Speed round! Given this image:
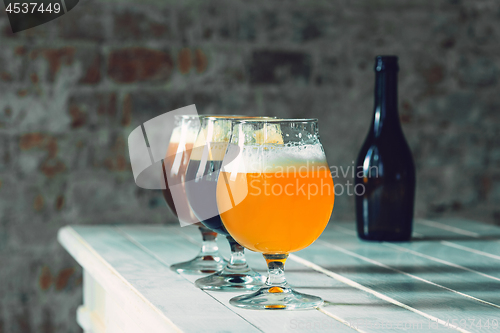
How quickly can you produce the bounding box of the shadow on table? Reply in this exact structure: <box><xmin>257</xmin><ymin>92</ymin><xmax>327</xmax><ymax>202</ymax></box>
<box><xmin>411</xmin><ymin>235</ymin><xmax>500</xmax><ymax>242</ymax></box>
<box><xmin>366</xmin><ymin>280</ymin><xmax>500</xmax><ymax>293</ymax></box>
<box><xmin>291</xmin><ymin>286</ymin><xmax>349</xmax><ymax>290</ymax></box>
<box><xmin>309</xmin><ymin>265</ymin><xmax>500</xmax><ymax>274</ymax></box>
<box><xmin>321</xmin><ymin>297</ymin><xmax>500</xmax><ymax>309</ymax></box>
<box><xmin>291</xmin><ymin>279</ymin><xmax>500</xmax><ymax>292</ymax></box>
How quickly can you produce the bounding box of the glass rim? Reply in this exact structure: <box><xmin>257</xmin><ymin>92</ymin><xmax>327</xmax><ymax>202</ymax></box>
<box><xmin>233</xmin><ymin>118</ymin><xmax>318</xmax><ymax>124</ymax></box>
<box><xmin>173</xmin><ymin>114</ymin><xmax>218</xmax><ymax>120</ymax></box>
<box><xmin>202</xmin><ymin>115</ymin><xmax>277</xmax><ymax>120</ymax></box>
<box><xmin>174</xmin><ymin>115</ymin><xmax>277</xmax><ymax>120</ymax></box>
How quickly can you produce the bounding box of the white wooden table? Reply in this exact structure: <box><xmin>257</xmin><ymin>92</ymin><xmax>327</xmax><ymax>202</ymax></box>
<box><xmin>58</xmin><ymin>218</ymin><xmax>500</xmax><ymax>333</ymax></box>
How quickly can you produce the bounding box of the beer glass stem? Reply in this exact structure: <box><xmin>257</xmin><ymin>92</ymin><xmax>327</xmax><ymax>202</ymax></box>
<box><xmin>199</xmin><ymin>226</ymin><xmax>219</xmax><ymax>255</ymax></box>
<box><xmin>226</xmin><ymin>236</ymin><xmax>249</xmax><ymax>270</ymax></box>
<box><xmin>170</xmin><ymin>226</ymin><xmax>225</xmax><ymax>274</ymax></box>
<box><xmin>229</xmin><ymin>253</ymin><xmax>322</xmax><ymax>309</ymax></box>
<box><xmin>263</xmin><ymin>253</ymin><xmax>289</xmax><ymax>287</ymax></box>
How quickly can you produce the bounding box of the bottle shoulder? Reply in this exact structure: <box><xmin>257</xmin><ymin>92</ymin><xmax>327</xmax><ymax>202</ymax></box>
<box><xmin>356</xmin><ymin>133</ymin><xmax>415</xmax><ymax>178</ymax></box>
<box><xmin>359</xmin><ymin>126</ymin><xmax>412</xmax><ymax>154</ymax></box>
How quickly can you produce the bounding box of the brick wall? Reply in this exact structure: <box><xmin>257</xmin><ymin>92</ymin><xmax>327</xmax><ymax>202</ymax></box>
<box><xmin>1</xmin><ymin>0</ymin><xmax>499</xmax><ymax>331</ymax></box>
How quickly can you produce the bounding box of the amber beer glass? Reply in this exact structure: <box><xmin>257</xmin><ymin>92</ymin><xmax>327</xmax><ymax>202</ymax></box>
<box><xmin>163</xmin><ymin>115</ymin><xmax>225</xmax><ymax>274</ymax></box>
<box><xmin>216</xmin><ymin>119</ymin><xmax>334</xmax><ymax>309</ymax></box>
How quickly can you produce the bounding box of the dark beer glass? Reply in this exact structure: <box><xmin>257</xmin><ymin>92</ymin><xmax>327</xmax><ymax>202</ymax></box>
<box><xmin>185</xmin><ymin>116</ymin><xmax>267</xmax><ymax>291</ymax></box>
<box><xmin>164</xmin><ymin>115</ymin><xmax>225</xmax><ymax>274</ymax></box>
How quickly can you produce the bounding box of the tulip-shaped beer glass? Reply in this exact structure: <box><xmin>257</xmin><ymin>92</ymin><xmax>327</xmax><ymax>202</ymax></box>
<box><xmin>185</xmin><ymin>116</ymin><xmax>266</xmax><ymax>291</ymax></box>
<box><xmin>216</xmin><ymin>119</ymin><xmax>335</xmax><ymax>309</ymax></box>
<box><xmin>163</xmin><ymin>115</ymin><xmax>225</xmax><ymax>274</ymax></box>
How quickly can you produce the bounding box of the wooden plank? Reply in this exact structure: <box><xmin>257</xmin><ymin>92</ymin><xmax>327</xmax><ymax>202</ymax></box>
<box><xmin>417</xmin><ymin>219</ymin><xmax>482</xmax><ymax>238</ymax></box>
<box><xmin>411</xmin><ymin>219</ymin><xmax>500</xmax><ymax>259</ymax></box>
<box><xmin>382</xmin><ymin>242</ymin><xmax>500</xmax><ymax>281</ymax></box>
<box><xmin>321</xmin><ymin>227</ymin><xmax>500</xmax><ymax>307</ymax></box>
<box><xmin>151</xmin><ymin>225</ymin><xmax>456</xmax><ymax>333</ymax></box>
<box><xmin>413</xmin><ymin>218</ymin><xmax>500</xmax><ymax>240</ymax></box>
<box><xmin>326</xmin><ymin>219</ymin><xmax>500</xmax><ymax>239</ymax></box>
<box><xmin>59</xmin><ymin>226</ymin><xmax>180</xmax><ymax>333</ymax></box>
<box><xmin>333</xmin><ymin>220</ymin><xmax>500</xmax><ymax>278</ymax></box>
<box><xmin>289</xmin><ymin>227</ymin><xmax>500</xmax><ymax>333</ymax></box>
<box><xmin>59</xmin><ymin>226</ymin><xmax>259</xmax><ymax>333</ymax></box>
<box><xmin>439</xmin><ymin>241</ymin><xmax>500</xmax><ymax>260</ymax></box>
<box><xmin>331</xmin><ymin>223</ymin><xmax>500</xmax><ymax>277</ymax></box>
<box><xmin>119</xmin><ymin>225</ymin><xmax>363</xmax><ymax>333</ymax></box>
<box><xmin>289</xmin><ymin>254</ymin><xmax>473</xmax><ymax>333</ymax></box>
<box><xmin>62</xmin><ymin>218</ymin><xmax>499</xmax><ymax>333</ymax></box>
<box><xmin>426</xmin><ymin>218</ymin><xmax>500</xmax><ymax>237</ymax></box>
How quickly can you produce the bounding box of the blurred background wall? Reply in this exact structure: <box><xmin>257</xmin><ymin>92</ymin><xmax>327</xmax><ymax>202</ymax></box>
<box><xmin>0</xmin><ymin>0</ymin><xmax>499</xmax><ymax>331</ymax></box>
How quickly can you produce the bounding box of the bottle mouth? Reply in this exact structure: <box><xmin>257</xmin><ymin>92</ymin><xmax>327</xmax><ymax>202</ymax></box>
<box><xmin>375</xmin><ymin>55</ymin><xmax>399</xmax><ymax>72</ymax></box>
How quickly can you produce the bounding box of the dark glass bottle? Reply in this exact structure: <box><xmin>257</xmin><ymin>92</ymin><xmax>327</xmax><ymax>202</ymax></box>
<box><xmin>355</xmin><ymin>56</ymin><xmax>416</xmax><ymax>241</ymax></box>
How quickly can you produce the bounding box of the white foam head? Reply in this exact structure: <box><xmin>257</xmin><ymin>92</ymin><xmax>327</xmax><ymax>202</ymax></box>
<box><xmin>222</xmin><ymin>143</ymin><xmax>328</xmax><ymax>174</ymax></box>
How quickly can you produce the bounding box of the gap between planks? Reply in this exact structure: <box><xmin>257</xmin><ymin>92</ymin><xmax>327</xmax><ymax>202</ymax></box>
<box><xmin>330</xmin><ymin>222</ymin><xmax>500</xmax><ymax>310</ymax></box>
<box><xmin>173</xmin><ymin>225</ymin><xmax>475</xmax><ymax>333</ymax></box>
<box><xmin>59</xmin><ymin>227</ymin><xmax>184</xmax><ymax>333</ymax></box>
<box><xmin>417</xmin><ymin>219</ymin><xmax>500</xmax><ymax>259</ymax></box>
<box><xmin>317</xmin><ymin>240</ymin><xmax>500</xmax><ymax>310</ymax></box>
<box><xmin>114</xmin><ymin>226</ymin><xmax>265</xmax><ymax>333</ymax></box>
<box><xmin>333</xmin><ymin>225</ymin><xmax>500</xmax><ymax>283</ymax></box>
<box><xmin>417</xmin><ymin>219</ymin><xmax>481</xmax><ymax>238</ymax></box>
<box><xmin>288</xmin><ymin>254</ymin><xmax>472</xmax><ymax>333</ymax></box>
<box><xmin>165</xmin><ymin>226</ymin><xmax>363</xmax><ymax>332</ymax></box>
<box><xmin>126</xmin><ymin>220</ymin><xmax>497</xmax><ymax>333</ymax></box>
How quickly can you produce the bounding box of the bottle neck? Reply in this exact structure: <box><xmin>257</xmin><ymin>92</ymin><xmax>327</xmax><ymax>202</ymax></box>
<box><xmin>372</xmin><ymin>70</ymin><xmax>400</xmax><ymax>137</ymax></box>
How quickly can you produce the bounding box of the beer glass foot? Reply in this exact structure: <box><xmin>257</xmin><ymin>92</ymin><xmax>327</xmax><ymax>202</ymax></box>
<box><xmin>194</xmin><ymin>267</ymin><xmax>265</xmax><ymax>291</ymax></box>
<box><xmin>171</xmin><ymin>226</ymin><xmax>226</xmax><ymax>274</ymax></box>
<box><xmin>170</xmin><ymin>254</ymin><xmax>226</xmax><ymax>275</ymax></box>
<box><xmin>229</xmin><ymin>286</ymin><xmax>323</xmax><ymax>310</ymax></box>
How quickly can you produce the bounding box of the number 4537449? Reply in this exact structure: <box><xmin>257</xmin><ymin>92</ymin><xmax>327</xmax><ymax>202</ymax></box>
<box><xmin>5</xmin><ymin>2</ymin><xmax>61</xmax><ymax>14</ymax></box>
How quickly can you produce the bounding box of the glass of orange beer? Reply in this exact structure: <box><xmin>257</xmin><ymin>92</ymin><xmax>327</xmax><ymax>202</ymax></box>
<box><xmin>216</xmin><ymin>119</ymin><xmax>335</xmax><ymax>309</ymax></box>
<box><xmin>164</xmin><ymin>115</ymin><xmax>225</xmax><ymax>274</ymax></box>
